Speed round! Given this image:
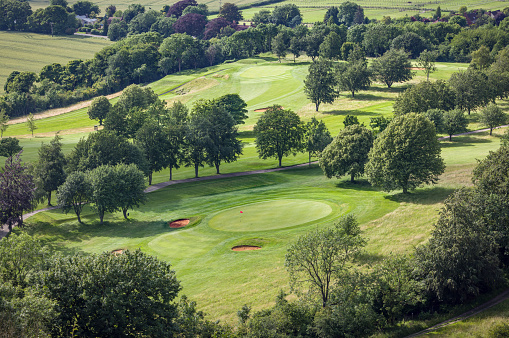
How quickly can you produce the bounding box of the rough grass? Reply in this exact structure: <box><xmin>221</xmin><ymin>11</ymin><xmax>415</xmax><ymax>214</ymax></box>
<box><xmin>24</xmin><ymin>130</ymin><xmax>503</xmax><ymax>322</ymax></box>
<box><xmin>0</xmin><ymin>31</ymin><xmax>111</xmax><ymax>94</ymax></box>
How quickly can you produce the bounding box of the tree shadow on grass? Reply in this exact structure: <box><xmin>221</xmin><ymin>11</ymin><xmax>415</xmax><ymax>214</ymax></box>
<box><xmin>368</xmin><ymin>85</ymin><xmax>409</xmax><ymax>94</ymax></box>
<box><xmin>341</xmin><ymin>93</ymin><xmax>394</xmax><ymax>101</ymax></box>
<box><xmin>322</xmin><ymin>109</ymin><xmax>382</xmax><ymax>117</ymax></box>
<box><xmin>384</xmin><ymin>186</ymin><xmax>457</xmax><ymax>205</ymax></box>
<box><xmin>335</xmin><ymin>178</ymin><xmax>379</xmax><ymax>192</ymax></box>
<box><xmin>440</xmin><ymin>135</ymin><xmax>491</xmax><ymax>148</ymax></box>
<box><xmin>356</xmin><ymin>252</ymin><xmax>385</xmax><ymax>265</ymax></box>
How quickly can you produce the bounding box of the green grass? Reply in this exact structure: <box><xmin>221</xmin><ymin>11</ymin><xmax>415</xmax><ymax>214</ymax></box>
<box><xmin>0</xmin><ymin>31</ymin><xmax>111</xmax><ymax>94</ymax></box>
<box><xmin>25</xmin><ymin>130</ymin><xmax>504</xmax><ymax>322</ymax></box>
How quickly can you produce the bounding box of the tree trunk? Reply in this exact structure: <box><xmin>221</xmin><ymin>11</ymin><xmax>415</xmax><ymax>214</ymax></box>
<box><xmin>148</xmin><ymin>172</ymin><xmax>152</xmax><ymax>185</ymax></box>
<box><xmin>350</xmin><ymin>173</ymin><xmax>355</xmax><ymax>183</ymax></box>
<box><xmin>352</xmin><ymin>90</ymin><xmax>355</xmax><ymax>98</ymax></box>
<box><xmin>403</xmin><ymin>186</ymin><xmax>408</xmax><ymax>194</ymax></box>
<box><xmin>215</xmin><ymin>162</ymin><xmax>220</xmax><ymax>174</ymax></box>
<box><xmin>47</xmin><ymin>191</ymin><xmax>52</xmax><ymax>206</ymax></box>
<box><xmin>449</xmin><ymin>134</ymin><xmax>452</xmax><ymax>141</ymax></box>
<box><xmin>77</xmin><ymin>213</ymin><xmax>82</xmax><ymax>223</ymax></box>
<box><xmin>195</xmin><ymin>163</ymin><xmax>199</xmax><ymax>178</ymax></box>
<box><xmin>278</xmin><ymin>155</ymin><xmax>282</xmax><ymax>167</ymax></box>
<box><xmin>178</xmin><ymin>60</ymin><xmax>182</xmax><ymax>73</ymax></box>
<box><xmin>315</xmin><ymin>102</ymin><xmax>319</xmax><ymax>112</ymax></box>
<box><xmin>490</xmin><ymin>128</ymin><xmax>493</xmax><ymax>135</ymax></box>
<box><xmin>309</xmin><ymin>152</ymin><xmax>311</xmax><ymax>166</ymax></box>
<box><xmin>427</xmin><ymin>72</ymin><xmax>430</xmax><ymax>81</ymax></box>
<box><xmin>123</xmin><ymin>208</ymin><xmax>128</xmax><ymax>219</ymax></box>
<box><xmin>169</xmin><ymin>165</ymin><xmax>173</xmax><ymax>181</ymax></box>
<box><xmin>99</xmin><ymin>211</ymin><xmax>104</xmax><ymax>224</ymax></box>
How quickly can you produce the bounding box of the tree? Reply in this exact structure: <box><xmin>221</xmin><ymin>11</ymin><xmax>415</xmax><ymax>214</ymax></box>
<box><xmin>271</xmin><ymin>4</ymin><xmax>302</xmax><ymax>27</ymax></box>
<box><xmin>72</xmin><ymin>0</ymin><xmax>100</xmax><ymax>16</ymax></box>
<box><xmin>285</xmin><ymin>214</ymin><xmax>365</xmax><ymax>308</ymax></box>
<box><xmin>449</xmin><ymin>69</ymin><xmax>491</xmax><ymax>114</ymax></box>
<box><xmin>33</xmin><ymin>135</ymin><xmax>66</xmax><ymax>206</ymax></box>
<box><xmin>87</xmin><ymin>96</ymin><xmax>111</xmax><ymax>126</ymax></box>
<box><xmin>338</xmin><ymin>1</ymin><xmax>364</xmax><ymax>26</ymax></box>
<box><xmin>26</xmin><ymin>113</ymin><xmax>37</xmax><ymax>137</ymax></box>
<box><xmin>365</xmin><ymin>113</ymin><xmax>445</xmax><ymax>193</ymax></box>
<box><xmin>442</xmin><ymin>109</ymin><xmax>468</xmax><ymax>141</ymax></box>
<box><xmin>107</xmin><ymin>20</ymin><xmax>128</xmax><ymax>41</ymax></box>
<box><xmin>336</xmin><ymin>59</ymin><xmax>371</xmax><ymax>97</ymax></box>
<box><xmin>4</xmin><ymin>71</ymin><xmax>37</xmax><ymax>93</ymax></box>
<box><xmin>342</xmin><ymin>115</ymin><xmax>359</xmax><ymax>127</ymax></box>
<box><xmin>219</xmin><ymin>3</ymin><xmax>243</xmax><ymax>23</ymax></box>
<box><xmin>434</xmin><ymin>6</ymin><xmax>442</xmax><ymax>19</ymax></box>
<box><xmin>183</xmin><ymin>111</ymin><xmax>208</xmax><ymax>178</ymax></box>
<box><xmin>0</xmin><ymin>110</ymin><xmax>8</xmax><ymax>138</ymax></box>
<box><xmin>415</xmin><ymin>189</ymin><xmax>503</xmax><ymax>304</ymax></box>
<box><xmin>159</xmin><ymin>33</ymin><xmax>195</xmax><ymax>72</ymax></box>
<box><xmin>167</xmin><ymin>0</ymin><xmax>197</xmax><ymax>18</ymax></box>
<box><xmin>319</xmin><ymin>124</ymin><xmax>373</xmax><ymax>183</ymax></box>
<box><xmin>115</xmin><ymin>163</ymin><xmax>146</xmax><ymax>219</ymax></box>
<box><xmin>0</xmin><ymin>137</ymin><xmax>22</xmax><ymax>159</ymax></box>
<box><xmin>193</xmin><ymin>101</ymin><xmax>243</xmax><ymax>174</ymax></box>
<box><xmin>470</xmin><ymin>45</ymin><xmax>493</xmax><ymax>70</ymax></box>
<box><xmin>34</xmin><ymin>250</ymin><xmax>181</xmax><ymax>337</ymax></box>
<box><xmin>370</xmin><ymin>49</ymin><xmax>413</xmax><ymax>88</ymax></box>
<box><xmin>319</xmin><ymin>32</ymin><xmax>342</xmax><ymax>60</ymax></box>
<box><xmin>304</xmin><ymin>59</ymin><xmax>339</xmax><ymax>112</ymax></box>
<box><xmin>417</xmin><ymin>49</ymin><xmax>438</xmax><ymax>81</ymax></box>
<box><xmin>393</xmin><ymin>80</ymin><xmax>456</xmax><ymax>115</ymax></box>
<box><xmin>136</xmin><ymin>121</ymin><xmax>171</xmax><ymax>185</ymax></box>
<box><xmin>163</xmin><ymin>101</ymin><xmax>188</xmax><ymax>180</ymax></box>
<box><xmin>305</xmin><ymin>117</ymin><xmax>332</xmax><ymax>165</ymax></box>
<box><xmin>480</xmin><ymin>103</ymin><xmax>507</xmax><ymax>135</ymax></box>
<box><xmin>390</xmin><ymin>32</ymin><xmax>426</xmax><ymax>59</ymax></box>
<box><xmin>114</xmin><ymin>84</ymin><xmax>159</xmax><ymax>113</ymax></box>
<box><xmin>57</xmin><ymin>171</ymin><xmax>90</xmax><ymax>223</ymax></box>
<box><xmin>254</xmin><ymin>106</ymin><xmax>305</xmax><ymax>167</ymax></box>
<box><xmin>214</xmin><ymin>94</ymin><xmax>248</xmax><ymax>125</ymax></box>
<box><xmin>173</xmin><ymin>13</ymin><xmax>206</xmax><ymax>37</ymax></box>
<box><xmin>0</xmin><ymin>152</ymin><xmax>35</xmax><ymax>232</ymax></box>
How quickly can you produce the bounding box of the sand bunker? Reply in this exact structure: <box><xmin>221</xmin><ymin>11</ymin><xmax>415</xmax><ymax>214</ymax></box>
<box><xmin>254</xmin><ymin>106</ymin><xmax>284</xmax><ymax>113</ymax></box>
<box><xmin>232</xmin><ymin>245</ymin><xmax>261</xmax><ymax>251</ymax></box>
<box><xmin>112</xmin><ymin>249</ymin><xmax>124</xmax><ymax>255</ymax></box>
<box><xmin>169</xmin><ymin>219</ymin><xmax>190</xmax><ymax>228</ymax></box>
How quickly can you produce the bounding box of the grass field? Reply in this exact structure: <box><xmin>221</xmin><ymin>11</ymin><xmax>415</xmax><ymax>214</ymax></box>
<box><xmin>0</xmin><ymin>31</ymin><xmax>111</xmax><ymax>94</ymax></box>
<box><xmin>25</xmin><ymin>129</ymin><xmax>505</xmax><ymax>322</ymax></box>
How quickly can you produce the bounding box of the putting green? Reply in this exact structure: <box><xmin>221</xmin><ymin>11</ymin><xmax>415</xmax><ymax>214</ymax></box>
<box><xmin>208</xmin><ymin>199</ymin><xmax>333</xmax><ymax>232</ymax></box>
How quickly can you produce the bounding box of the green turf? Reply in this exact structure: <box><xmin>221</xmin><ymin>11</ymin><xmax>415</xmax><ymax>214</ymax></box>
<box><xmin>208</xmin><ymin>199</ymin><xmax>333</xmax><ymax>232</ymax></box>
<box><xmin>0</xmin><ymin>31</ymin><xmax>111</xmax><ymax>94</ymax></box>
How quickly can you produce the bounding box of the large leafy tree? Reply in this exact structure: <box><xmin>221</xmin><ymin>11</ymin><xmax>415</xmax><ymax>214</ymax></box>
<box><xmin>115</xmin><ymin>163</ymin><xmax>146</xmax><ymax>219</ymax></box>
<box><xmin>370</xmin><ymin>49</ymin><xmax>413</xmax><ymax>88</ymax></box>
<box><xmin>0</xmin><ymin>152</ymin><xmax>35</xmax><ymax>232</ymax></box>
<box><xmin>87</xmin><ymin>96</ymin><xmax>111</xmax><ymax>126</ymax></box>
<box><xmin>393</xmin><ymin>80</ymin><xmax>456</xmax><ymax>115</ymax></box>
<box><xmin>336</xmin><ymin>59</ymin><xmax>371</xmax><ymax>98</ymax></box>
<box><xmin>271</xmin><ymin>4</ymin><xmax>302</xmax><ymax>27</ymax></box>
<box><xmin>0</xmin><ymin>137</ymin><xmax>22</xmax><ymax>159</ymax></box>
<box><xmin>182</xmin><ymin>110</ymin><xmax>208</xmax><ymax>178</ymax></box>
<box><xmin>35</xmin><ymin>250</ymin><xmax>181</xmax><ymax>337</ymax></box>
<box><xmin>254</xmin><ymin>105</ymin><xmax>305</xmax><ymax>167</ymax></box>
<box><xmin>173</xmin><ymin>13</ymin><xmax>206</xmax><ymax>38</ymax></box>
<box><xmin>320</xmin><ymin>124</ymin><xmax>373</xmax><ymax>183</ymax></box>
<box><xmin>72</xmin><ymin>0</ymin><xmax>99</xmax><ymax>15</ymax></box>
<box><xmin>305</xmin><ymin>117</ymin><xmax>332</xmax><ymax>165</ymax></box>
<box><xmin>415</xmin><ymin>189</ymin><xmax>503</xmax><ymax>304</ymax></box>
<box><xmin>135</xmin><ymin>121</ymin><xmax>171</xmax><ymax>185</ymax></box>
<box><xmin>480</xmin><ymin>103</ymin><xmax>507</xmax><ymax>135</ymax></box>
<box><xmin>163</xmin><ymin>101</ymin><xmax>188</xmax><ymax>180</ymax></box>
<box><xmin>449</xmin><ymin>69</ymin><xmax>491</xmax><ymax>114</ymax></box>
<box><xmin>319</xmin><ymin>32</ymin><xmax>342</xmax><ymax>60</ymax></box>
<box><xmin>337</xmin><ymin>1</ymin><xmax>364</xmax><ymax>26</ymax></box>
<box><xmin>365</xmin><ymin>113</ymin><xmax>445</xmax><ymax>193</ymax></box>
<box><xmin>304</xmin><ymin>59</ymin><xmax>338</xmax><ymax>111</ymax></box>
<box><xmin>285</xmin><ymin>215</ymin><xmax>366</xmax><ymax>308</ymax></box>
<box><xmin>390</xmin><ymin>32</ymin><xmax>426</xmax><ymax>58</ymax></box>
<box><xmin>33</xmin><ymin>135</ymin><xmax>66</xmax><ymax>206</ymax></box>
<box><xmin>214</xmin><ymin>94</ymin><xmax>248</xmax><ymax>125</ymax></box>
<box><xmin>159</xmin><ymin>33</ymin><xmax>195</xmax><ymax>72</ymax></box>
<box><xmin>442</xmin><ymin>109</ymin><xmax>468</xmax><ymax>141</ymax></box>
<box><xmin>57</xmin><ymin>171</ymin><xmax>90</xmax><ymax>223</ymax></box>
<box><xmin>219</xmin><ymin>2</ymin><xmax>243</xmax><ymax>23</ymax></box>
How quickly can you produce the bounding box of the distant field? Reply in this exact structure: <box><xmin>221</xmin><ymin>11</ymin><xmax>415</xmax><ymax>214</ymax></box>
<box><xmin>0</xmin><ymin>31</ymin><xmax>111</xmax><ymax>94</ymax></box>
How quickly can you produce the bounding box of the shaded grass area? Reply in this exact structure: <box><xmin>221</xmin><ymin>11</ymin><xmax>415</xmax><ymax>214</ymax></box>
<box><xmin>0</xmin><ymin>31</ymin><xmax>111</xmax><ymax>94</ymax></box>
<box><xmin>24</xmin><ymin>131</ymin><xmax>502</xmax><ymax>322</ymax></box>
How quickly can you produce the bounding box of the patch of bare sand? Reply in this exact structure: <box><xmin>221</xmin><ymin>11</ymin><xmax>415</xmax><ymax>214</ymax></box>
<box><xmin>169</xmin><ymin>219</ymin><xmax>190</xmax><ymax>228</ymax></box>
<box><xmin>232</xmin><ymin>245</ymin><xmax>261</xmax><ymax>251</ymax></box>
<box><xmin>7</xmin><ymin>91</ymin><xmax>123</xmax><ymax>125</ymax></box>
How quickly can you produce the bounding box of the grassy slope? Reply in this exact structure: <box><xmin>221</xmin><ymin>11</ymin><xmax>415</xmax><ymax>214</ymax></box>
<box><xmin>26</xmin><ymin>129</ymin><xmax>505</xmax><ymax>322</ymax></box>
<box><xmin>0</xmin><ymin>31</ymin><xmax>111</xmax><ymax>94</ymax></box>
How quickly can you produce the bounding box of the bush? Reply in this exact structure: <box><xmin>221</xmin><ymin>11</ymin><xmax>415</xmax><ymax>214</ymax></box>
<box><xmin>90</xmin><ymin>29</ymin><xmax>100</xmax><ymax>35</ymax></box>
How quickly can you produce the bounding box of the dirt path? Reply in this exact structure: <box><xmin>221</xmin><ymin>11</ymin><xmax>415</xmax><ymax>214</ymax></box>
<box><xmin>406</xmin><ymin>288</ymin><xmax>509</xmax><ymax>337</ymax></box>
<box><xmin>7</xmin><ymin>91</ymin><xmax>123</xmax><ymax>125</ymax></box>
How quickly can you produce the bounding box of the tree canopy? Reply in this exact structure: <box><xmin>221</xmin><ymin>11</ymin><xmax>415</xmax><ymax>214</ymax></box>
<box><xmin>370</xmin><ymin>49</ymin><xmax>413</xmax><ymax>88</ymax></box>
<box><xmin>304</xmin><ymin>59</ymin><xmax>338</xmax><ymax>111</ymax></box>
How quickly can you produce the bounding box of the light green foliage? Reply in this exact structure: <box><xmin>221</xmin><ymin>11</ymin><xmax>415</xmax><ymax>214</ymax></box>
<box><xmin>342</xmin><ymin>114</ymin><xmax>359</xmax><ymax>127</ymax></box>
<box><xmin>304</xmin><ymin>59</ymin><xmax>338</xmax><ymax>111</ymax></box>
<box><xmin>57</xmin><ymin>171</ymin><xmax>90</xmax><ymax>223</ymax></box>
<box><xmin>34</xmin><ymin>250</ymin><xmax>180</xmax><ymax>337</ymax></box>
<box><xmin>0</xmin><ymin>110</ymin><xmax>8</xmax><ymax>138</ymax></box>
<box><xmin>480</xmin><ymin>103</ymin><xmax>507</xmax><ymax>135</ymax></box>
<box><xmin>272</xmin><ymin>31</ymin><xmax>289</xmax><ymax>62</ymax></box>
<box><xmin>417</xmin><ymin>49</ymin><xmax>438</xmax><ymax>81</ymax></box>
<box><xmin>424</xmin><ymin>108</ymin><xmax>444</xmax><ymax>132</ymax></box>
<box><xmin>254</xmin><ymin>105</ymin><xmax>305</xmax><ymax>167</ymax></box>
<box><xmin>3</xmin><ymin>71</ymin><xmax>36</xmax><ymax>93</ymax></box>
<box><xmin>336</xmin><ymin>59</ymin><xmax>371</xmax><ymax>97</ymax></box>
<box><xmin>305</xmin><ymin>117</ymin><xmax>332</xmax><ymax>165</ymax></box>
<box><xmin>114</xmin><ymin>84</ymin><xmax>159</xmax><ymax>113</ymax></box>
<box><xmin>33</xmin><ymin>135</ymin><xmax>66</xmax><ymax>206</ymax></box>
<box><xmin>26</xmin><ymin>113</ymin><xmax>37</xmax><ymax>137</ymax></box>
<box><xmin>415</xmin><ymin>189</ymin><xmax>504</xmax><ymax>304</ymax></box>
<box><xmin>319</xmin><ymin>124</ymin><xmax>373</xmax><ymax>182</ymax></box>
<box><xmin>87</xmin><ymin>96</ymin><xmax>111</xmax><ymax>126</ymax></box>
<box><xmin>393</xmin><ymin>80</ymin><xmax>456</xmax><ymax>115</ymax></box>
<box><xmin>449</xmin><ymin>69</ymin><xmax>491</xmax><ymax>114</ymax></box>
<box><xmin>470</xmin><ymin>45</ymin><xmax>493</xmax><ymax>70</ymax></box>
<box><xmin>285</xmin><ymin>214</ymin><xmax>365</xmax><ymax>307</ymax></box>
<box><xmin>366</xmin><ymin>113</ymin><xmax>445</xmax><ymax>193</ymax></box>
<box><xmin>442</xmin><ymin>109</ymin><xmax>468</xmax><ymax>141</ymax></box>
<box><xmin>370</xmin><ymin>49</ymin><xmax>413</xmax><ymax>88</ymax></box>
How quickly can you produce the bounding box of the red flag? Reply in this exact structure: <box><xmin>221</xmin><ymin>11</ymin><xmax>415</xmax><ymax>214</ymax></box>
<box><xmin>240</xmin><ymin>211</ymin><xmax>243</xmax><ymax>213</ymax></box>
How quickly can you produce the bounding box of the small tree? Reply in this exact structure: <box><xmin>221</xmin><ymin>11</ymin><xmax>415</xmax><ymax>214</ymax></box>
<box><xmin>343</xmin><ymin>115</ymin><xmax>359</xmax><ymax>127</ymax></box>
<box><xmin>136</xmin><ymin>121</ymin><xmax>171</xmax><ymax>185</ymax></box>
<box><xmin>214</xmin><ymin>94</ymin><xmax>248</xmax><ymax>125</ymax></box>
<box><xmin>365</xmin><ymin>113</ymin><xmax>445</xmax><ymax>193</ymax></box>
<box><xmin>254</xmin><ymin>105</ymin><xmax>305</xmax><ymax>167</ymax></box>
<box><xmin>285</xmin><ymin>214</ymin><xmax>365</xmax><ymax>308</ymax></box>
<box><xmin>88</xmin><ymin>96</ymin><xmax>111</xmax><ymax>126</ymax></box>
<box><xmin>480</xmin><ymin>103</ymin><xmax>507</xmax><ymax>135</ymax></box>
<box><xmin>304</xmin><ymin>59</ymin><xmax>339</xmax><ymax>111</ymax></box>
<box><xmin>449</xmin><ymin>69</ymin><xmax>491</xmax><ymax>114</ymax></box>
<box><xmin>370</xmin><ymin>49</ymin><xmax>413</xmax><ymax>88</ymax></box>
<box><xmin>442</xmin><ymin>109</ymin><xmax>468</xmax><ymax>141</ymax></box>
<box><xmin>26</xmin><ymin>113</ymin><xmax>37</xmax><ymax>137</ymax></box>
<box><xmin>305</xmin><ymin>117</ymin><xmax>332</xmax><ymax>165</ymax></box>
<box><xmin>0</xmin><ymin>137</ymin><xmax>22</xmax><ymax>160</ymax></box>
<box><xmin>336</xmin><ymin>59</ymin><xmax>371</xmax><ymax>97</ymax></box>
<box><xmin>115</xmin><ymin>163</ymin><xmax>146</xmax><ymax>219</ymax></box>
<box><xmin>57</xmin><ymin>171</ymin><xmax>90</xmax><ymax>223</ymax></box>
<box><xmin>219</xmin><ymin>2</ymin><xmax>243</xmax><ymax>23</ymax></box>
<box><xmin>0</xmin><ymin>110</ymin><xmax>8</xmax><ymax>138</ymax></box>
<box><xmin>417</xmin><ymin>49</ymin><xmax>438</xmax><ymax>81</ymax></box>
<box><xmin>33</xmin><ymin>135</ymin><xmax>67</xmax><ymax>206</ymax></box>
<box><xmin>319</xmin><ymin>124</ymin><xmax>373</xmax><ymax>182</ymax></box>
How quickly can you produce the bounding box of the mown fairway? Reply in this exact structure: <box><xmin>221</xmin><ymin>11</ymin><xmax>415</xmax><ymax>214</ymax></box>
<box><xmin>26</xmin><ymin>129</ymin><xmax>505</xmax><ymax>322</ymax></box>
<box><xmin>0</xmin><ymin>31</ymin><xmax>111</xmax><ymax>94</ymax></box>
